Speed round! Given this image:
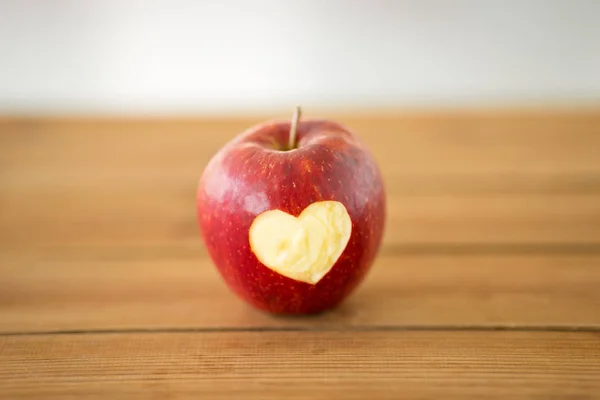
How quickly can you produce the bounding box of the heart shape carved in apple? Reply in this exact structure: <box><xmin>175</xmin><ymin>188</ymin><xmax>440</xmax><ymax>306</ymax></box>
<box><xmin>249</xmin><ymin>200</ymin><xmax>352</xmax><ymax>284</ymax></box>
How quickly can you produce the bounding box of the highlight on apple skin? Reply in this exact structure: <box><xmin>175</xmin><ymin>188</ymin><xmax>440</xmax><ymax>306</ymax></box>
<box><xmin>196</xmin><ymin>108</ymin><xmax>386</xmax><ymax>314</ymax></box>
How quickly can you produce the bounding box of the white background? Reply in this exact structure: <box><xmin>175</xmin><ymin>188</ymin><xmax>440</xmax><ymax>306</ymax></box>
<box><xmin>1</xmin><ymin>0</ymin><xmax>599</xmax><ymax>115</ymax></box>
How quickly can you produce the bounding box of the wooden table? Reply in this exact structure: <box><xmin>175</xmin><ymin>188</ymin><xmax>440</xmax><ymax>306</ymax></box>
<box><xmin>1</xmin><ymin>110</ymin><xmax>599</xmax><ymax>399</ymax></box>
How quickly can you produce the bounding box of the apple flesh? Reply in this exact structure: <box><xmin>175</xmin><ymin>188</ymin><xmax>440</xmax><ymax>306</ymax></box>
<box><xmin>249</xmin><ymin>200</ymin><xmax>353</xmax><ymax>285</ymax></box>
<box><xmin>197</xmin><ymin>116</ymin><xmax>386</xmax><ymax>314</ymax></box>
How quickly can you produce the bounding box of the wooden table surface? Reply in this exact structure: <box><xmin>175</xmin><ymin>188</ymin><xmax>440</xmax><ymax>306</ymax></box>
<box><xmin>1</xmin><ymin>110</ymin><xmax>600</xmax><ymax>399</ymax></box>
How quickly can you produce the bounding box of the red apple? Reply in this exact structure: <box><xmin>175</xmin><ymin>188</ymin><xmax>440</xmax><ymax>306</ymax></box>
<box><xmin>197</xmin><ymin>108</ymin><xmax>386</xmax><ymax>314</ymax></box>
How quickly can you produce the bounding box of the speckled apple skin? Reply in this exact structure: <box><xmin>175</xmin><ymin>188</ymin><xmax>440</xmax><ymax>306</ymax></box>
<box><xmin>197</xmin><ymin>119</ymin><xmax>386</xmax><ymax>314</ymax></box>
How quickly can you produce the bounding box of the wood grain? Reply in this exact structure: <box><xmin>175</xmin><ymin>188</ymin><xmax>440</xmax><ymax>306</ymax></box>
<box><xmin>2</xmin><ymin>112</ymin><xmax>600</xmax><ymax>248</ymax></box>
<box><xmin>1</xmin><ymin>111</ymin><xmax>600</xmax><ymax>398</ymax></box>
<box><xmin>1</xmin><ymin>331</ymin><xmax>599</xmax><ymax>399</ymax></box>
<box><xmin>1</xmin><ymin>250</ymin><xmax>599</xmax><ymax>332</ymax></box>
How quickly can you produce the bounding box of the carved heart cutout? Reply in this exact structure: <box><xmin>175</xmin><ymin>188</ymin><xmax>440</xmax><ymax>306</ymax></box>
<box><xmin>249</xmin><ymin>201</ymin><xmax>352</xmax><ymax>284</ymax></box>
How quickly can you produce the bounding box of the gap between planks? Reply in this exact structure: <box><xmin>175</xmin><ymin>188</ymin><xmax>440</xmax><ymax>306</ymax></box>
<box><xmin>2</xmin><ymin>324</ymin><xmax>600</xmax><ymax>337</ymax></box>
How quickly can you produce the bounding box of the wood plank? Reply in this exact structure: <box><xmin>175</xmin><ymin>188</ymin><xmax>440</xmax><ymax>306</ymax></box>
<box><xmin>2</xmin><ymin>182</ymin><xmax>600</xmax><ymax>247</ymax></box>
<box><xmin>2</xmin><ymin>111</ymin><xmax>600</xmax><ymax>176</ymax></box>
<box><xmin>2</xmin><ymin>189</ymin><xmax>600</xmax><ymax>247</ymax></box>
<box><xmin>1</xmin><ymin>251</ymin><xmax>599</xmax><ymax>332</ymax></box>
<box><xmin>1</xmin><ymin>330</ymin><xmax>598</xmax><ymax>399</ymax></box>
<box><xmin>2</xmin><ymin>113</ymin><xmax>600</xmax><ymax>247</ymax></box>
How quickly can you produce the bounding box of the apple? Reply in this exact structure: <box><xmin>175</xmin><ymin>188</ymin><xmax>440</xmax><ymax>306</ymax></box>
<box><xmin>196</xmin><ymin>107</ymin><xmax>386</xmax><ymax>314</ymax></box>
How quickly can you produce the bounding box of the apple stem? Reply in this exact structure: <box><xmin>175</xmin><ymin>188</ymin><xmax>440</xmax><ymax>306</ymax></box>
<box><xmin>288</xmin><ymin>105</ymin><xmax>301</xmax><ymax>150</ymax></box>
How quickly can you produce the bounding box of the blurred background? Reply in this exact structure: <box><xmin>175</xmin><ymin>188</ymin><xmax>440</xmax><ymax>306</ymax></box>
<box><xmin>1</xmin><ymin>0</ymin><xmax>599</xmax><ymax>115</ymax></box>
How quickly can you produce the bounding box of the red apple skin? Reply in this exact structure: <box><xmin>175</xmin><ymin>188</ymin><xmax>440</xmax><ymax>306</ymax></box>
<box><xmin>197</xmin><ymin>119</ymin><xmax>386</xmax><ymax>314</ymax></box>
